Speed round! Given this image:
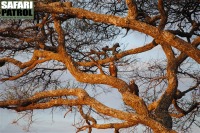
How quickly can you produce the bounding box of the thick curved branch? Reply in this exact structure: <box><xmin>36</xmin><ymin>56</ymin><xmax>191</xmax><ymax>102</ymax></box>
<box><xmin>158</xmin><ymin>0</ymin><xmax>167</xmax><ymax>30</ymax></box>
<box><xmin>0</xmin><ymin>88</ymin><xmax>141</xmax><ymax>123</ymax></box>
<box><xmin>0</xmin><ymin>31</ymin><xmax>42</xmax><ymax>43</ymax></box>
<box><xmin>126</xmin><ymin>0</ymin><xmax>138</xmax><ymax>19</ymax></box>
<box><xmin>176</xmin><ymin>36</ymin><xmax>200</xmax><ymax>65</ymax></box>
<box><xmin>92</xmin><ymin>122</ymin><xmax>136</xmax><ymax>130</ymax></box>
<box><xmin>0</xmin><ymin>57</ymin><xmax>22</xmax><ymax>68</ymax></box>
<box><xmin>153</xmin><ymin>40</ymin><xmax>178</xmax><ymax>128</ymax></box>
<box><xmin>52</xmin><ymin>14</ymin><xmax>66</xmax><ymax>54</ymax></box>
<box><xmin>0</xmin><ymin>88</ymin><xmax>88</xmax><ymax>111</ymax></box>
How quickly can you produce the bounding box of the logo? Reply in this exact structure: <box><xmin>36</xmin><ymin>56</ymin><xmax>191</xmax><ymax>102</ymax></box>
<box><xmin>0</xmin><ymin>0</ymin><xmax>34</xmax><ymax>19</ymax></box>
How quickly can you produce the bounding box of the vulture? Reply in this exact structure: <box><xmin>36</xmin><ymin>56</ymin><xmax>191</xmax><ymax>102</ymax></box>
<box><xmin>129</xmin><ymin>80</ymin><xmax>139</xmax><ymax>96</ymax></box>
<box><xmin>109</xmin><ymin>62</ymin><xmax>117</xmax><ymax>77</ymax></box>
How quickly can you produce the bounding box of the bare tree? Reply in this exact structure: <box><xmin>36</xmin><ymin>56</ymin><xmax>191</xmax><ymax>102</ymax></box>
<box><xmin>0</xmin><ymin>0</ymin><xmax>199</xmax><ymax>133</ymax></box>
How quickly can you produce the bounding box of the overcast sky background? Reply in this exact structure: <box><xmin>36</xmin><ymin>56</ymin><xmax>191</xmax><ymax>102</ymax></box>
<box><xmin>0</xmin><ymin>29</ymin><xmax>199</xmax><ymax>133</ymax></box>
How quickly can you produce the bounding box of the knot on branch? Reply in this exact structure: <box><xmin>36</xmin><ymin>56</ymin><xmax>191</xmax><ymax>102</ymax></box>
<box><xmin>174</xmin><ymin>89</ymin><xmax>184</xmax><ymax>100</ymax></box>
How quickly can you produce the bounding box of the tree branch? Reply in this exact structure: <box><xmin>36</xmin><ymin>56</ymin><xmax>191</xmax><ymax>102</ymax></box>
<box><xmin>153</xmin><ymin>40</ymin><xmax>178</xmax><ymax>128</ymax></box>
<box><xmin>171</xmin><ymin>100</ymin><xmax>200</xmax><ymax>118</ymax></box>
<box><xmin>0</xmin><ymin>50</ymin><xmax>41</xmax><ymax>69</ymax></box>
<box><xmin>158</xmin><ymin>0</ymin><xmax>167</xmax><ymax>30</ymax></box>
<box><xmin>1</xmin><ymin>58</ymin><xmax>50</xmax><ymax>81</ymax></box>
<box><xmin>52</xmin><ymin>13</ymin><xmax>66</xmax><ymax>54</ymax></box>
<box><xmin>126</xmin><ymin>0</ymin><xmax>138</xmax><ymax>19</ymax></box>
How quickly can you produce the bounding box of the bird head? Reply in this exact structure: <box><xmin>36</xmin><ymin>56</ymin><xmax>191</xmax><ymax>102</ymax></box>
<box><xmin>130</xmin><ymin>80</ymin><xmax>135</xmax><ymax>84</ymax></box>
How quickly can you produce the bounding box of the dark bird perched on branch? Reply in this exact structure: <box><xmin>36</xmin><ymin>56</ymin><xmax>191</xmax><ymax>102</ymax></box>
<box><xmin>129</xmin><ymin>80</ymin><xmax>139</xmax><ymax>96</ymax></box>
<box><xmin>109</xmin><ymin>62</ymin><xmax>117</xmax><ymax>77</ymax></box>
